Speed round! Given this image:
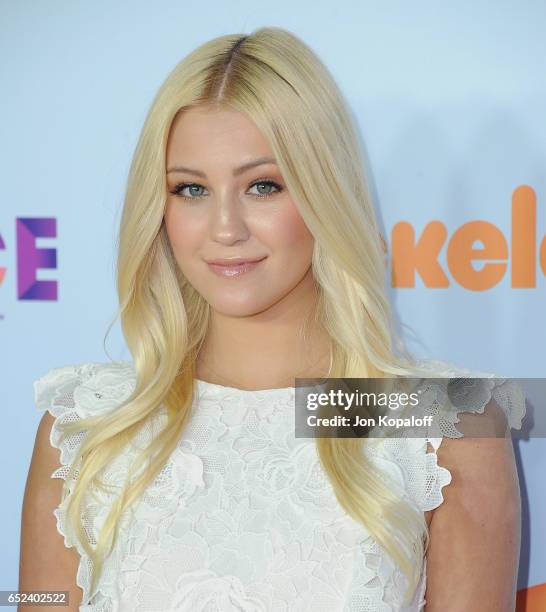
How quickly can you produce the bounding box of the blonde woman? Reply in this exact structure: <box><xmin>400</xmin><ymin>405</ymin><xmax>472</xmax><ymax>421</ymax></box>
<box><xmin>20</xmin><ymin>27</ymin><xmax>524</xmax><ymax>611</ymax></box>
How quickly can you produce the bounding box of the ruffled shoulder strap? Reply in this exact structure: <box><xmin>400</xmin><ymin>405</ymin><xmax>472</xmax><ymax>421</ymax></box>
<box><xmin>33</xmin><ymin>360</ymin><xmax>137</xmax><ymax>606</ymax></box>
<box><xmin>388</xmin><ymin>358</ymin><xmax>526</xmax><ymax>514</ymax></box>
<box><xmin>413</xmin><ymin>358</ymin><xmax>526</xmax><ymax>439</ymax></box>
<box><xmin>34</xmin><ymin>360</ymin><xmax>137</xmax><ymax>477</ymax></box>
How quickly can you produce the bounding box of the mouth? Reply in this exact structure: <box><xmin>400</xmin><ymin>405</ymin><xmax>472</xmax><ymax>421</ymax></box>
<box><xmin>205</xmin><ymin>256</ymin><xmax>268</xmax><ymax>278</ymax></box>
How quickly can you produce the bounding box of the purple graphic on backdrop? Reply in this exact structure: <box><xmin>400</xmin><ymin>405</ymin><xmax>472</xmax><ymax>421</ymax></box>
<box><xmin>17</xmin><ymin>218</ymin><xmax>57</xmax><ymax>300</ymax></box>
<box><xmin>0</xmin><ymin>233</ymin><xmax>5</xmax><ymax>286</ymax></box>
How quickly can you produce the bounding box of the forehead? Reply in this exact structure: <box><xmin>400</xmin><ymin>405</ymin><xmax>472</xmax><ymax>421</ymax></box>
<box><xmin>166</xmin><ymin>106</ymin><xmax>272</xmax><ymax>162</ymax></box>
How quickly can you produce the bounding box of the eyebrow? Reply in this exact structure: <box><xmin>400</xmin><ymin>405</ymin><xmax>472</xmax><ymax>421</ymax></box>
<box><xmin>166</xmin><ymin>156</ymin><xmax>277</xmax><ymax>178</ymax></box>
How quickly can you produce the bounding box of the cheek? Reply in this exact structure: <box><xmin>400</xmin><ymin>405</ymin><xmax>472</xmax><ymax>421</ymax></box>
<box><xmin>271</xmin><ymin>204</ymin><xmax>314</xmax><ymax>262</ymax></box>
<box><xmin>164</xmin><ymin>205</ymin><xmax>202</xmax><ymax>263</ymax></box>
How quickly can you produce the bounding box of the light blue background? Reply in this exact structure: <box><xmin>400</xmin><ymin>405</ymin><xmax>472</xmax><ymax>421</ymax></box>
<box><xmin>2</xmin><ymin>0</ymin><xmax>545</xmax><ymax>601</ymax></box>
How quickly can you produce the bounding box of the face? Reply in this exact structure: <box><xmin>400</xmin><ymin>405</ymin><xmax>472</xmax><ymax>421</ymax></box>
<box><xmin>164</xmin><ymin>106</ymin><xmax>315</xmax><ymax>317</ymax></box>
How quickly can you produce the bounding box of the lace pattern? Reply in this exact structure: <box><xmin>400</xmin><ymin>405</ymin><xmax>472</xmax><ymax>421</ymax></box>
<box><xmin>33</xmin><ymin>358</ymin><xmax>526</xmax><ymax>611</ymax></box>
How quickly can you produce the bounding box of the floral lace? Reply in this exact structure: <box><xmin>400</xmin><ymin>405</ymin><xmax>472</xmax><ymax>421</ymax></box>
<box><xmin>33</xmin><ymin>359</ymin><xmax>526</xmax><ymax>611</ymax></box>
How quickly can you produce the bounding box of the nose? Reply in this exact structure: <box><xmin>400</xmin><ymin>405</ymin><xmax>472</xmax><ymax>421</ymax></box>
<box><xmin>208</xmin><ymin>192</ymin><xmax>250</xmax><ymax>245</ymax></box>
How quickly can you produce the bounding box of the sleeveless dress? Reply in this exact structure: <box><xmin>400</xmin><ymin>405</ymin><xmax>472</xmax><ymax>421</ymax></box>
<box><xmin>33</xmin><ymin>358</ymin><xmax>526</xmax><ymax>611</ymax></box>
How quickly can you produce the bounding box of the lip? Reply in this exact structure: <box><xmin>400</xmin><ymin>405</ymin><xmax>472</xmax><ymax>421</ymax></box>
<box><xmin>205</xmin><ymin>256</ymin><xmax>267</xmax><ymax>278</ymax></box>
<box><xmin>205</xmin><ymin>256</ymin><xmax>267</xmax><ymax>265</ymax></box>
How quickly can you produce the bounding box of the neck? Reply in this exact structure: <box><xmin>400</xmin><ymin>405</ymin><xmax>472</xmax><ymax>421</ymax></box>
<box><xmin>195</xmin><ymin>273</ymin><xmax>332</xmax><ymax>390</ymax></box>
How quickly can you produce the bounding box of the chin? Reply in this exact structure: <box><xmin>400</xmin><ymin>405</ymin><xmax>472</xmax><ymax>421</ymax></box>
<box><xmin>207</xmin><ymin>297</ymin><xmax>275</xmax><ymax>318</ymax></box>
<box><xmin>196</xmin><ymin>283</ymin><xmax>284</xmax><ymax>317</ymax></box>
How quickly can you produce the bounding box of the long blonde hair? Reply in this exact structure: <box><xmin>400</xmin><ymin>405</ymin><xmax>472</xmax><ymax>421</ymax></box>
<box><xmin>57</xmin><ymin>26</ymin><xmax>437</xmax><ymax>604</ymax></box>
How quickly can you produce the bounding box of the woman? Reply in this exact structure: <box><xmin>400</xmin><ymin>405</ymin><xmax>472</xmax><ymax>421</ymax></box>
<box><xmin>20</xmin><ymin>27</ymin><xmax>524</xmax><ymax>611</ymax></box>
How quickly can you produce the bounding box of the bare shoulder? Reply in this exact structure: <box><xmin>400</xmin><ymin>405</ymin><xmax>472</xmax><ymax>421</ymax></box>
<box><xmin>424</xmin><ymin>401</ymin><xmax>521</xmax><ymax>611</ymax></box>
<box><xmin>19</xmin><ymin>412</ymin><xmax>82</xmax><ymax>612</ymax></box>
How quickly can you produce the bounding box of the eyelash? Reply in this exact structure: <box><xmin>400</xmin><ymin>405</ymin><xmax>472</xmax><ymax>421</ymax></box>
<box><xmin>169</xmin><ymin>178</ymin><xmax>284</xmax><ymax>202</ymax></box>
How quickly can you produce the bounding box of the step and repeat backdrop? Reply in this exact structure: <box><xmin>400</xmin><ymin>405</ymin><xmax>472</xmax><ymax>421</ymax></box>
<box><xmin>2</xmin><ymin>2</ymin><xmax>545</xmax><ymax>609</ymax></box>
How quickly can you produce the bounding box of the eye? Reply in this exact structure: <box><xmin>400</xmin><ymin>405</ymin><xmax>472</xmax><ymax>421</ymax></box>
<box><xmin>169</xmin><ymin>183</ymin><xmax>207</xmax><ymax>200</ymax></box>
<box><xmin>248</xmin><ymin>179</ymin><xmax>284</xmax><ymax>199</ymax></box>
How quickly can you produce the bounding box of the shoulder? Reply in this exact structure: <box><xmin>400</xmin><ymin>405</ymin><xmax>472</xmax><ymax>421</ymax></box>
<box><xmin>424</xmin><ymin>356</ymin><xmax>523</xmax><ymax>518</ymax></box>
<box><xmin>33</xmin><ymin>360</ymin><xmax>137</xmax><ymax>476</ymax></box>
<box><xmin>34</xmin><ymin>360</ymin><xmax>137</xmax><ymax>419</ymax></box>
<box><xmin>411</xmin><ymin>356</ymin><xmax>526</xmax><ymax>438</ymax></box>
<box><xmin>388</xmin><ymin>357</ymin><xmax>526</xmax><ymax>516</ymax></box>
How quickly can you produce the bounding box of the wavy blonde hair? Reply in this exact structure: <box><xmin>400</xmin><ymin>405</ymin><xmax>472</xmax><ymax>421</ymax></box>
<box><xmin>56</xmin><ymin>26</ymin><xmax>438</xmax><ymax>605</ymax></box>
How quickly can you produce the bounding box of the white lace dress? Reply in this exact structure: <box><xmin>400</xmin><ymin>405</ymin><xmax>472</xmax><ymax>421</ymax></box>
<box><xmin>33</xmin><ymin>359</ymin><xmax>526</xmax><ymax>611</ymax></box>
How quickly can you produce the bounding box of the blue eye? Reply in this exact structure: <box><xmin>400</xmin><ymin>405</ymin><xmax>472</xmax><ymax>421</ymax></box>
<box><xmin>169</xmin><ymin>183</ymin><xmax>206</xmax><ymax>199</ymax></box>
<box><xmin>248</xmin><ymin>180</ymin><xmax>283</xmax><ymax>198</ymax></box>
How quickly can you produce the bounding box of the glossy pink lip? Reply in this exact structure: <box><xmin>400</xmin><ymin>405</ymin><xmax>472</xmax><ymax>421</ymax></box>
<box><xmin>205</xmin><ymin>256</ymin><xmax>267</xmax><ymax>278</ymax></box>
<box><xmin>205</xmin><ymin>256</ymin><xmax>267</xmax><ymax>265</ymax></box>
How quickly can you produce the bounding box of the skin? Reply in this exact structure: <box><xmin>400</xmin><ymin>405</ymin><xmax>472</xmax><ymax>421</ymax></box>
<box><xmin>164</xmin><ymin>105</ymin><xmax>332</xmax><ymax>390</ymax></box>
<box><xmin>19</xmin><ymin>412</ymin><xmax>83</xmax><ymax>611</ymax></box>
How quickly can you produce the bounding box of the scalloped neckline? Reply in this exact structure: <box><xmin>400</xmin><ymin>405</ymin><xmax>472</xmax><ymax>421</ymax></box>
<box><xmin>194</xmin><ymin>378</ymin><xmax>296</xmax><ymax>395</ymax></box>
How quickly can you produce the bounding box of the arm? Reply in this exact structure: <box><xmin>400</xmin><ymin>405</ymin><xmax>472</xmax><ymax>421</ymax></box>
<box><xmin>424</xmin><ymin>399</ymin><xmax>522</xmax><ymax>611</ymax></box>
<box><xmin>19</xmin><ymin>412</ymin><xmax>83</xmax><ymax>612</ymax></box>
